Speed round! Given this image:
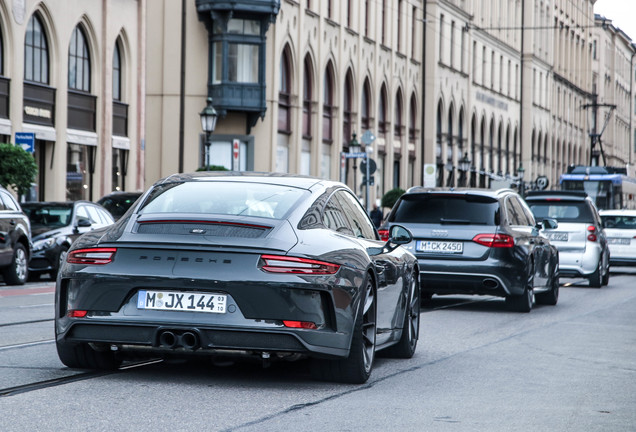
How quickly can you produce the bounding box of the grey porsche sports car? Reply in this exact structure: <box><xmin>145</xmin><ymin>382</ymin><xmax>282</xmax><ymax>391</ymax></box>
<box><xmin>55</xmin><ymin>172</ymin><xmax>420</xmax><ymax>384</ymax></box>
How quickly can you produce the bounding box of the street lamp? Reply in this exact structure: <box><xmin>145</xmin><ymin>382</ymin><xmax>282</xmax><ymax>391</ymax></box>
<box><xmin>517</xmin><ymin>163</ymin><xmax>525</xmax><ymax>197</ymax></box>
<box><xmin>459</xmin><ymin>152</ymin><xmax>471</xmax><ymax>187</ymax></box>
<box><xmin>199</xmin><ymin>97</ymin><xmax>218</xmax><ymax>170</ymax></box>
<box><xmin>349</xmin><ymin>132</ymin><xmax>360</xmax><ymax>193</ymax></box>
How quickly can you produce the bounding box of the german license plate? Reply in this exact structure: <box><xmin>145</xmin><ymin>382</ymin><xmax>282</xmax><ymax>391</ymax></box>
<box><xmin>548</xmin><ymin>232</ymin><xmax>568</xmax><ymax>241</ymax></box>
<box><xmin>137</xmin><ymin>290</ymin><xmax>226</xmax><ymax>313</ymax></box>
<box><xmin>416</xmin><ymin>240</ymin><xmax>463</xmax><ymax>254</ymax></box>
<box><xmin>608</xmin><ymin>237</ymin><xmax>630</xmax><ymax>245</ymax></box>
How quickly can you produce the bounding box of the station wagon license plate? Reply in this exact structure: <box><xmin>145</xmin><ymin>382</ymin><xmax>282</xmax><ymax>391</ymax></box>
<box><xmin>416</xmin><ymin>240</ymin><xmax>463</xmax><ymax>254</ymax></box>
<box><xmin>137</xmin><ymin>290</ymin><xmax>227</xmax><ymax>313</ymax></box>
<box><xmin>608</xmin><ymin>237</ymin><xmax>630</xmax><ymax>245</ymax></box>
<box><xmin>547</xmin><ymin>232</ymin><xmax>568</xmax><ymax>241</ymax></box>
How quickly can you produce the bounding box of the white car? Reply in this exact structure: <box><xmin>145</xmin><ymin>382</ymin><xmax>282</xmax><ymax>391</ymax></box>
<box><xmin>600</xmin><ymin>209</ymin><xmax>636</xmax><ymax>266</ymax></box>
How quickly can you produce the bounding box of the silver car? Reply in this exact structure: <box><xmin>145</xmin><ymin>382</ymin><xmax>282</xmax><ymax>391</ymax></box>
<box><xmin>525</xmin><ymin>191</ymin><xmax>610</xmax><ymax>288</ymax></box>
<box><xmin>599</xmin><ymin>209</ymin><xmax>636</xmax><ymax>266</ymax></box>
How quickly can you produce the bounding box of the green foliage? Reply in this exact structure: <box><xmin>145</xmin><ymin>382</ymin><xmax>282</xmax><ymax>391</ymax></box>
<box><xmin>381</xmin><ymin>188</ymin><xmax>405</xmax><ymax>209</ymax></box>
<box><xmin>196</xmin><ymin>165</ymin><xmax>230</xmax><ymax>172</ymax></box>
<box><xmin>0</xmin><ymin>143</ymin><xmax>37</xmax><ymax>196</ymax></box>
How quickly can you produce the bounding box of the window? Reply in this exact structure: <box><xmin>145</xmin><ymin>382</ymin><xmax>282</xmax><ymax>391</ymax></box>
<box><xmin>24</xmin><ymin>14</ymin><xmax>49</xmax><ymax>84</ymax></box>
<box><xmin>278</xmin><ymin>48</ymin><xmax>292</xmax><ymax>133</ymax></box>
<box><xmin>68</xmin><ymin>25</ymin><xmax>91</xmax><ymax>92</ymax></box>
<box><xmin>378</xmin><ymin>85</ymin><xmax>387</xmax><ymax>136</ymax></box>
<box><xmin>394</xmin><ymin>90</ymin><xmax>403</xmax><ymax>138</ymax></box>
<box><xmin>343</xmin><ymin>71</ymin><xmax>353</xmax><ymax>145</ymax></box>
<box><xmin>0</xmin><ymin>26</ymin><xmax>3</xmax><ymax>75</ymax></box>
<box><xmin>322</xmin><ymin>64</ymin><xmax>334</xmax><ymax>142</ymax></box>
<box><xmin>409</xmin><ymin>94</ymin><xmax>417</xmax><ymax>141</ymax></box>
<box><xmin>213</xmin><ymin>19</ymin><xmax>260</xmax><ymax>84</ymax></box>
<box><xmin>397</xmin><ymin>0</ymin><xmax>402</xmax><ymax>53</ymax></box>
<box><xmin>303</xmin><ymin>57</ymin><xmax>313</xmax><ymax>138</ymax></box>
<box><xmin>113</xmin><ymin>40</ymin><xmax>122</xmax><ymax>101</ymax></box>
<box><xmin>361</xmin><ymin>79</ymin><xmax>371</xmax><ymax>131</ymax></box>
<box><xmin>336</xmin><ymin>191</ymin><xmax>377</xmax><ymax>239</ymax></box>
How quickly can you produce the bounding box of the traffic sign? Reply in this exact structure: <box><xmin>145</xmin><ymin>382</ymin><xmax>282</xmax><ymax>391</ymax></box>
<box><xmin>344</xmin><ymin>152</ymin><xmax>367</xmax><ymax>158</ymax></box>
<box><xmin>15</xmin><ymin>132</ymin><xmax>35</xmax><ymax>153</ymax></box>
<box><xmin>360</xmin><ymin>158</ymin><xmax>377</xmax><ymax>175</ymax></box>
<box><xmin>360</xmin><ymin>130</ymin><xmax>376</xmax><ymax>145</ymax></box>
<box><xmin>536</xmin><ymin>175</ymin><xmax>549</xmax><ymax>190</ymax></box>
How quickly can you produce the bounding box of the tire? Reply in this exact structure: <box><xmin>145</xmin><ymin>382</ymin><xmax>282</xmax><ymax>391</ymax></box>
<box><xmin>51</xmin><ymin>246</ymin><xmax>69</xmax><ymax>280</ymax></box>
<box><xmin>2</xmin><ymin>243</ymin><xmax>28</xmax><ymax>285</ymax></box>
<box><xmin>536</xmin><ymin>273</ymin><xmax>559</xmax><ymax>306</ymax></box>
<box><xmin>311</xmin><ymin>276</ymin><xmax>377</xmax><ymax>384</ymax></box>
<box><xmin>384</xmin><ymin>272</ymin><xmax>420</xmax><ymax>358</ymax></box>
<box><xmin>506</xmin><ymin>266</ymin><xmax>533</xmax><ymax>312</ymax></box>
<box><xmin>589</xmin><ymin>260</ymin><xmax>602</xmax><ymax>288</ymax></box>
<box><xmin>56</xmin><ymin>339</ymin><xmax>121</xmax><ymax>370</ymax></box>
<box><xmin>601</xmin><ymin>255</ymin><xmax>610</xmax><ymax>286</ymax></box>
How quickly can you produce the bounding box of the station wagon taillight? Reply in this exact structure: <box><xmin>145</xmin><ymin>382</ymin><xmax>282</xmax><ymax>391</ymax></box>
<box><xmin>259</xmin><ymin>254</ymin><xmax>340</xmax><ymax>275</ymax></box>
<box><xmin>472</xmin><ymin>233</ymin><xmax>514</xmax><ymax>248</ymax></box>
<box><xmin>67</xmin><ymin>248</ymin><xmax>117</xmax><ymax>265</ymax></box>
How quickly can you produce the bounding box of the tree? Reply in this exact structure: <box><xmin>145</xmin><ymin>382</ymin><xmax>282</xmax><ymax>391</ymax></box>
<box><xmin>0</xmin><ymin>143</ymin><xmax>37</xmax><ymax>197</ymax></box>
<box><xmin>381</xmin><ymin>188</ymin><xmax>405</xmax><ymax>209</ymax></box>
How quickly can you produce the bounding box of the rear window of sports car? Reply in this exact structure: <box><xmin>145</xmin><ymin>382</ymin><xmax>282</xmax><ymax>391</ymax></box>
<box><xmin>138</xmin><ymin>181</ymin><xmax>307</xmax><ymax>220</ymax></box>
<box><xmin>390</xmin><ymin>194</ymin><xmax>499</xmax><ymax>225</ymax></box>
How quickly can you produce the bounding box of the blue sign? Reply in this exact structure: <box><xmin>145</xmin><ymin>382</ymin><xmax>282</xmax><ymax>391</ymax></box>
<box><xmin>344</xmin><ymin>152</ymin><xmax>368</xmax><ymax>159</ymax></box>
<box><xmin>15</xmin><ymin>132</ymin><xmax>35</xmax><ymax>153</ymax></box>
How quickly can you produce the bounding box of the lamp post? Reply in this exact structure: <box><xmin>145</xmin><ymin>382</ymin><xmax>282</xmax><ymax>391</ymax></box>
<box><xmin>199</xmin><ymin>97</ymin><xmax>218</xmax><ymax>170</ymax></box>
<box><xmin>459</xmin><ymin>152</ymin><xmax>471</xmax><ymax>187</ymax></box>
<box><xmin>517</xmin><ymin>163</ymin><xmax>525</xmax><ymax>197</ymax></box>
<box><xmin>349</xmin><ymin>132</ymin><xmax>361</xmax><ymax>193</ymax></box>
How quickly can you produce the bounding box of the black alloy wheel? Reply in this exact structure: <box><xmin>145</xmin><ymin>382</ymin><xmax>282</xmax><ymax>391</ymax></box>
<box><xmin>311</xmin><ymin>276</ymin><xmax>377</xmax><ymax>384</ymax></box>
<box><xmin>385</xmin><ymin>271</ymin><xmax>420</xmax><ymax>358</ymax></box>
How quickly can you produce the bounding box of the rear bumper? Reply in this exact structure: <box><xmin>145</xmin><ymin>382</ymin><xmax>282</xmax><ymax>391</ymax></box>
<box><xmin>558</xmin><ymin>247</ymin><xmax>602</xmax><ymax>277</ymax></box>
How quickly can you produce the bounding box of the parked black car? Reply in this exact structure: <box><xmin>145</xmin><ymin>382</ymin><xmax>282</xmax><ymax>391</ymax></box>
<box><xmin>380</xmin><ymin>188</ymin><xmax>560</xmax><ymax>312</ymax></box>
<box><xmin>55</xmin><ymin>172</ymin><xmax>419</xmax><ymax>384</ymax></box>
<box><xmin>97</xmin><ymin>191</ymin><xmax>142</xmax><ymax>221</ymax></box>
<box><xmin>0</xmin><ymin>186</ymin><xmax>31</xmax><ymax>285</ymax></box>
<box><xmin>21</xmin><ymin>201</ymin><xmax>115</xmax><ymax>280</ymax></box>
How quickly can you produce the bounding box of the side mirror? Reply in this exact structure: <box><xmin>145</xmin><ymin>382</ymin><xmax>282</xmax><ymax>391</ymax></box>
<box><xmin>76</xmin><ymin>217</ymin><xmax>92</xmax><ymax>228</ymax></box>
<box><xmin>540</xmin><ymin>218</ymin><xmax>558</xmax><ymax>230</ymax></box>
<box><xmin>389</xmin><ymin>224</ymin><xmax>413</xmax><ymax>245</ymax></box>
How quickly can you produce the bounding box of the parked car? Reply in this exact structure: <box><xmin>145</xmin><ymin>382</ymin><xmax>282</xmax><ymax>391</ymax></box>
<box><xmin>599</xmin><ymin>209</ymin><xmax>636</xmax><ymax>266</ymax></box>
<box><xmin>380</xmin><ymin>188</ymin><xmax>560</xmax><ymax>312</ymax></box>
<box><xmin>55</xmin><ymin>172</ymin><xmax>419</xmax><ymax>384</ymax></box>
<box><xmin>525</xmin><ymin>191</ymin><xmax>610</xmax><ymax>287</ymax></box>
<box><xmin>0</xmin><ymin>186</ymin><xmax>31</xmax><ymax>285</ymax></box>
<box><xmin>97</xmin><ymin>191</ymin><xmax>142</xmax><ymax>221</ymax></box>
<box><xmin>21</xmin><ymin>201</ymin><xmax>115</xmax><ymax>280</ymax></box>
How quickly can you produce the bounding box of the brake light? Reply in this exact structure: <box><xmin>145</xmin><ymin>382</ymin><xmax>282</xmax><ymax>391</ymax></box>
<box><xmin>283</xmin><ymin>320</ymin><xmax>318</xmax><ymax>329</ymax></box>
<box><xmin>259</xmin><ymin>255</ymin><xmax>340</xmax><ymax>274</ymax></box>
<box><xmin>587</xmin><ymin>225</ymin><xmax>597</xmax><ymax>242</ymax></box>
<box><xmin>67</xmin><ymin>248</ymin><xmax>117</xmax><ymax>265</ymax></box>
<box><xmin>472</xmin><ymin>233</ymin><xmax>515</xmax><ymax>248</ymax></box>
<box><xmin>68</xmin><ymin>310</ymin><xmax>87</xmax><ymax>318</ymax></box>
<box><xmin>378</xmin><ymin>229</ymin><xmax>390</xmax><ymax>241</ymax></box>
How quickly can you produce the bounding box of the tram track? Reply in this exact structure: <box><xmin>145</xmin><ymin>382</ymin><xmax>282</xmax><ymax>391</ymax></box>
<box><xmin>0</xmin><ymin>359</ymin><xmax>163</xmax><ymax>397</ymax></box>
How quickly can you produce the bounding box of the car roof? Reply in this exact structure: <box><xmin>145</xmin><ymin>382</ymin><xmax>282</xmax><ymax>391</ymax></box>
<box><xmin>21</xmin><ymin>201</ymin><xmax>92</xmax><ymax>207</ymax></box>
<box><xmin>404</xmin><ymin>187</ymin><xmax>515</xmax><ymax>198</ymax></box>
<box><xmin>154</xmin><ymin>171</ymin><xmax>335</xmax><ymax>190</ymax></box>
<box><xmin>525</xmin><ymin>191</ymin><xmax>589</xmax><ymax>201</ymax></box>
<box><xmin>599</xmin><ymin>209</ymin><xmax>636</xmax><ymax>216</ymax></box>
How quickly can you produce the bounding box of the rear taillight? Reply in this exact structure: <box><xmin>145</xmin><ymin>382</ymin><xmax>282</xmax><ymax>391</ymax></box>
<box><xmin>259</xmin><ymin>255</ymin><xmax>340</xmax><ymax>274</ymax></box>
<box><xmin>587</xmin><ymin>225</ymin><xmax>597</xmax><ymax>242</ymax></box>
<box><xmin>472</xmin><ymin>233</ymin><xmax>515</xmax><ymax>248</ymax></box>
<box><xmin>68</xmin><ymin>310</ymin><xmax>88</xmax><ymax>318</ymax></box>
<box><xmin>67</xmin><ymin>248</ymin><xmax>117</xmax><ymax>265</ymax></box>
<box><xmin>283</xmin><ymin>320</ymin><xmax>318</xmax><ymax>330</ymax></box>
<box><xmin>378</xmin><ymin>229</ymin><xmax>390</xmax><ymax>241</ymax></box>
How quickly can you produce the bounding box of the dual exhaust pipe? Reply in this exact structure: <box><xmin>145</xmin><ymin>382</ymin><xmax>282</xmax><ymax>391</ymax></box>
<box><xmin>158</xmin><ymin>330</ymin><xmax>199</xmax><ymax>350</ymax></box>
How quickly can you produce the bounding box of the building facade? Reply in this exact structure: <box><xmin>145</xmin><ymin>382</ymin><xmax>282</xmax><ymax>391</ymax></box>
<box><xmin>0</xmin><ymin>0</ymin><xmax>145</xmax><ymax>202</ymax></box>
<box><xmin>145</xmin><ymin>0</ymin><xmax>635</xmax><ymax>205</ymax></box>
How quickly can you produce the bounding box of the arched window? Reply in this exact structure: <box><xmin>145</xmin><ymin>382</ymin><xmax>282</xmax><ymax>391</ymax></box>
<box><xmin>302</xmin><ymin>56</ymin><xmax>313</xmax><ymax>138</ymax></box>
<box><xmin>497</xmin><ymin>123</ymin><xmax>502</xmax><ymax>174</ymax></box>
<box><xmin>322</xmin><ymin>63</ymin><xmax>334</xmax><ymax>142</ymax></box>
<box><xmin>394</xmin><ymin>90</ymin><xmax>403</xmax><ymax>138</ymax></box>
<box><xmin>24</xmin><ymin>14</ymin><xmax>50</xmax><ymax>84</ymax></box>
<box><xmin>278</xmin><ymin>47</ymin><xmax>292</xmax><ymax>133</ymax></box>
<box><xmin>113</xmin><ymin>39</ymin><xmax>122</xmax><ymax>101</ymax></box>
<box><xmin>378</xmin><ymin>85</ymin><xmax>387</xmax><ymax>136</ymax></box>
<box><xmin>361</xmin><ymin>79</ymin><xmax>371</xmax><ymax>131</ymax></box>
<box><xmin>409</xmin><ymin>93</ymin><xmax>417</xmax><ymax>141</ymax></box>
<box><xmin>436</xmin><ymin>102</ymin><xmax>443</xmax><ymax>187</ymax></box>
<box><xmin>68</xmin><ymin>25</ymin><xmax>91</xmax><ymax>92</ymax></box>
<box><xmin>0</xmin><ymin>25</ymin><xmax>4</xmax><ymax>75</ymax></box>
<box><xmin>343</xmin><ymin>70</ymin><xmax>353</xmax><ymax>144</ymax></box>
